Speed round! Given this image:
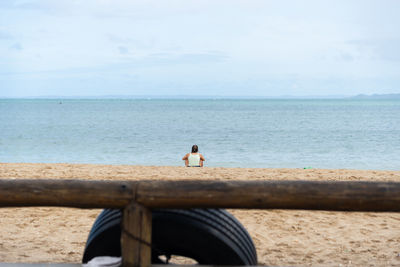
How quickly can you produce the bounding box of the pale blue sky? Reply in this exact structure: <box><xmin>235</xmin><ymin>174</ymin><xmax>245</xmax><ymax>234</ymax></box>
<box><xmin>1</xmin><ymin>0</ymin><xmax>400</xmax><ymax>97</ymax></box>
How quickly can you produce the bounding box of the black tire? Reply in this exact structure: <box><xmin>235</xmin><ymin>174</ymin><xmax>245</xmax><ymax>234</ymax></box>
<box><xmin>82</xmin><ymin>209</ymin><xmax>257</xmax><ymax>265</ymax></box>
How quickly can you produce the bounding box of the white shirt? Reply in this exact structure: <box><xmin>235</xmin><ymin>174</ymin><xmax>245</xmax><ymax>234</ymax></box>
<box><xmin>188</xmin><ymin>153</ymin><xmax>201</xmax><ymax>167</ymax></box>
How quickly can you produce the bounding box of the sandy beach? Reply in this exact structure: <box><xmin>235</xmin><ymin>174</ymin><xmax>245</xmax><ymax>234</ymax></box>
<box><xmin>0</xmin><ymin>163</ymin><xmax>399</xmax><ymax>266</ymax></box>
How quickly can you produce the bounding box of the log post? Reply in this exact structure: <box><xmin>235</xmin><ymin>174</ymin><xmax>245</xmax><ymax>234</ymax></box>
<box><xmin>1</xmin><ymin>179</ymin><xmax>400</xmax><ymax>211</ymax></box>
<box><xmin>121</xmin><ymin>202</ymin><xmax>152</xmax><ymax>267</ymax></box>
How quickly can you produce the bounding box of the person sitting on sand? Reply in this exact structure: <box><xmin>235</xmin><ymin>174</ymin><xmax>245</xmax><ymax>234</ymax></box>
<box><xmin>182</xmin><ymin>145</ymin><xmax>205</xmax><ymax>167</ymax></box>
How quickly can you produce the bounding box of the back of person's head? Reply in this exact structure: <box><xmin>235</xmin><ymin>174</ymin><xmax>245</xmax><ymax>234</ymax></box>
<box><xmin>191</xmin><ymin>145</ymin><xmax>198</xmax><ymax>153</ymax></box>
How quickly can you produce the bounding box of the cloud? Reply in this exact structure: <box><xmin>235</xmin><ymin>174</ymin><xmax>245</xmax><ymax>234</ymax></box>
<box><xmin>373</xmin><ymin>40</ymin><xmax>400</xmax><ymax>62</ymax></box>
<box><xmin>337</xmin><ymin>52</ymin><xmax>354</xmax><ymax>62</ymax></box>
<box><xmin>1</xmin><ymin>0</ymin><xmax>400</xmax><ymax>97</ymax></box>
<box><xmin>348</xmin><ymin>39</ymin><xmax>400</xmax><ymax>61</ymax></box>
<box><xmin>175</xmin><ymin>52</ymin><xmax>229</xmax><ymax>64</ymax></box>
<box><xmin>9</xmin><ymin>43</ymin><xmax>23</xmax><ymax>51</ymax></box>
<box><xmin>108</xmin><ymin>34</ymin><xmax>156</xmax><ymax>50</ymax></box>
<box><xmin>118</xmin><ymin>46</ymin><xmax>129</xmax><ymax>55</ymax></box>
<box><xmin>146</xmin><ymin>51</ymin><xmax>229</xmax><ymax>65</ymax></box>
<box><xmin>0</xmin><ymin>0</ymin><xmax>51</xmax><ymax>11</ymax></box>
<box><xmin>0</xmin><ymin>31</ymin><xmax>13</xmax><ymax>40</ymax></box>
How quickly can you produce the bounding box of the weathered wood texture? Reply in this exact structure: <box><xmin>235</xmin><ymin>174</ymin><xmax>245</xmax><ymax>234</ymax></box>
<box><xmin>0</xmin><ymin>179</ymin><xmax>136</xmax><ymax>208</ymax></box>
<box><xmin>136</xmin><ymin>180</ymin><xmax>400</xmax><ymax>211</ymax></box>
<box><xmin>122</xmin><ymin>202</ymin><xmax>152</xmax><ymax>267</ymax></box>
<box><xmin>1</xmin><ymin>179</ymin><xmax>400</xmax><ymax>211</ymax></box>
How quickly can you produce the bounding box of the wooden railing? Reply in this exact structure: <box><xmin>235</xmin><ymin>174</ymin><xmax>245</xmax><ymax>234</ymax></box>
<box><xmin>1</xmin><ymin>179</ymin><xmax>400</xmax><ymax>267</ymax></box>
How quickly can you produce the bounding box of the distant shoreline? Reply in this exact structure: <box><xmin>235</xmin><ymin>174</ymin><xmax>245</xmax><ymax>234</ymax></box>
<box><xmin>1</xmin><ymin>93</ymin><xmax>399</xmax><ymax>100</ymax></box>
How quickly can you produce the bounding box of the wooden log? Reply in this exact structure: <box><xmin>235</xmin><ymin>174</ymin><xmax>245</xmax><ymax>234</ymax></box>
<box><xmin>0</xmin><ymin>179</ymin><xmax>136</xmax><ymax>208</ymax></box>
<box><xmin>1</xmin><ymin>179</ymin><xmax>400</xmax><ymax>211</ymax></box>
<box><xmin>136</xmin><ymin>180</ymin><xmax>400</xmax><ymax>211</ymax></box>
<box><xmin>122</xmin><ymin>202</ymin><xmax>152</xmax><ymax>267</ymax></box>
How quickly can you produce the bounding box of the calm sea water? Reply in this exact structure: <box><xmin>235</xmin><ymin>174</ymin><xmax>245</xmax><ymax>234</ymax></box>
<box><xmin>1</xmin><ymin>98</ymin><xmax>399</xmax><ymax>170</ymax></box>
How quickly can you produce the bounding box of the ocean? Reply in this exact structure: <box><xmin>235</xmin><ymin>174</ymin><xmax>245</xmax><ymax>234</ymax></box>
<box><xmin>1</xmin><ymin>98</ymin><xmax>399</xmax><ymax>170</ymax></box>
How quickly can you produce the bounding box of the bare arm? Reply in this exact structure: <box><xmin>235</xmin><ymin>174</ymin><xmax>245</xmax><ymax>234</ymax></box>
<box><xmin>182</xmin><ymin>153</ymin><xmax>189</xmax><ymax>167</ymax></box>
<box><xmin>199</xmin><ymin>154</ymin><xmax>205</xmax><ymax>167</ymax></box>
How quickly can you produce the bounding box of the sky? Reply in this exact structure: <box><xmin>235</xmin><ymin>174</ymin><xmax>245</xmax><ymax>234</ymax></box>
<box><xmin>1</xmin><ymin>0</ymin><xmax>400</xmax><ymax>97</ymax></box>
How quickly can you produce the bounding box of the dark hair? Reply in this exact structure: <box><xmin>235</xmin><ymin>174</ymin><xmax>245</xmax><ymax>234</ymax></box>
<box><xmin>191</xmin><ymin>145</ymin><xmax>198</xmax><ymax>153</ymax></box>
